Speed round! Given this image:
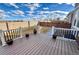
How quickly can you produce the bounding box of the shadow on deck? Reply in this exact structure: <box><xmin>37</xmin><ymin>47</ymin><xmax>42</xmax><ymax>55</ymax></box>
<box><xmin>0</xmin><ymin>33</ymin><xmax>79</xmax><ymax>55</ymax></box>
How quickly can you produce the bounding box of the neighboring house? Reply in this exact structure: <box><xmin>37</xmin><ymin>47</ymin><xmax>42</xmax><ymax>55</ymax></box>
<box><xmin>66</xmin><ymin>3</ymin><xmax>79</xmax><ymax>30</ymax></box>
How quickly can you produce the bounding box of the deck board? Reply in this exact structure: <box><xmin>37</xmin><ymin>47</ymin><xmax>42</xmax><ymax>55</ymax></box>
<box><xmin>0</xmin><ymin>33</ymin><xmax>79</xmax><ymax>55</ymax></box>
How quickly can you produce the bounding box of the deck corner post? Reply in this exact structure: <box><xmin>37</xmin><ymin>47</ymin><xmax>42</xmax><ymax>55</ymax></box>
<box><xmin>52</xmin><ymin>26</ymin><xmax>55</xmax><ymax>35</ymax></box>
<box><xmin>20</xmin><ymin>27</ymin><xmax>23</xmax><ymax>38</ymax></box>
<box><xmin>37</xmin><ymin>25</ymin><xmax>41</xmax><ymax>33</ymax></box>
<box><xmin>0</xmin><ymin>30</ymin><xmax>7</xmax><ymax>46</ymax></box>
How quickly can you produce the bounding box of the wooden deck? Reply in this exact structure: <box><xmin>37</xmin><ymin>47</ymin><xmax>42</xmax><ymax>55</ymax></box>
<box><xmin>0</xmin><ymin>33</ymin><xmax>79</xmax><ymax>55</ymax></box>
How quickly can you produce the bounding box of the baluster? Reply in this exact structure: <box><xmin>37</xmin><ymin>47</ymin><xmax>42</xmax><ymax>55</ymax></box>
<box><xmin>61</xmin><ymin>29</ymin><xmax>63</xmax><ymax>35</ymax></box>
<box><xmin>14</xmin><ymin>30</ymin><xmax>16</xmax><ymax>39</ymax></box>
<box><xmin>10</xmin><ymin>30</ymin><xmax>12</xmax><ymax>39</ymax></box>
<box><xmin>12</xmin><ymin>30</ymin><xmax>13</xmax><ymax>39</ymax></box>
<box><xmin>14</xmin><ymin>29</ymin><xmax>16</xmax><ymax>38</ymax></box>
<box><xmin>65</xmin><ymin>30</ymin><xmax>67</xmax><ymax>35</ymax></box>
<box><xmin>64</xmin><ymin>29</ymin><xmax>66</xmax><ymax>35</ymax></box>
<box><xmin>16</xmin><ymin>29</ymin><xmax>18</xmax><ymax>38</ymax></box>
<box><xmin>74</xmin><ymin>30</ymin><xmax>76</xmax><ymax>37</ymax></box>
<box><xmin>70</xmin><ymin>30</ymin><xmax>72</xmax><ymax>35</ymax></box>
<box><xmin>4</xmin><ymin>32</ymin><xmax>7</xmax><ymax>41</ymax></box>
<box><xmin>4</xmin><ymin>32</ymin><xmax>7</xmax><ymax>42</ymax></box>
<box><xmin>61</xmin><ymin>29</ymin><xmax>63</xmax><ymax>36</ymax></box>
<box><xmin>56</xmin><ymin>29</ymin><xmax>58</xmax><ymax>35</ymax></box>
<box><xmin>5</xmin><ymin>32</ymin><xmax>7</xmax><ymax>41</ymax></box>
<box><xmin>63</xmin><ymin>29</ymin><xmax>65</xmax><ymax>35</ymax></box>
<box><xmin>11</xmin><ymin>30</ymin><xmax>13</xmax><ymax>39</ymax></box>
<box><xmin>15</xmin><ymin>29</ymin><xmax>17</xmax><ymax>38</ymax></box>
<box><xmin>77</xmin><ymin>31</ymin><xmax>79</xmax><ymax>37</ymax></box>
<box><xmin>75</xmin><ymin>30</ymin><xmax>77</xmax><ymax>37</ymax></box>
<box><xmin>8</xmin><ymin>31</ymin><xmax>10</xmax><ymax>40</ymax></box>
<box><xmin>64</xmin><ymin>29</ymin><xmax>65</xmax><ymax>35</ymax></box>
<box><xmin>59</xmin><ymin>29</ymin><xmax>61</xmax><ymax>35</ymax></box>
<box><xmin>6</xmin><ymin>32</ymin><xmax>8</xmax><ymax>41</ymax></box>
<box><xmin>9</xmin><ymin>30</ymin><xmax>12</xmax><ymax>40</ymax></box>
<box><xmin>13</xmin><ymin>30</ymin><xmax>15</xmax><ymax>39</ymax></box>
<box><xmin>17</xmin><ymin>29</ymin><xmax>19</xmax><ymax>37</ymax></box>
<box><xmin>57</xmin><ymin>29</ymin><xmax>59</xmax><ymax>36</ymax></box>
<box><xmin>67</xmin><ymin>30</ymin><xmax>69</xmax><ymax>35</ymax></box>
<box><xmin>6</xmin><ymin>32</ymin><xmax>7</xmax><ymax>41</ymax></box>
<box><xmin>76</xmin><ymin>31</ymin><xmax>79</xmax><ymax>37</ymax></box>
<box><xmin>59</xmin><ymin>29</ymin><xmax>61</xmax><ymax>36</ymax></box>
<box><xmin>68</xmin><ymin>30</ymin><xmax>71</xmax><ymax>35</ymax></box>
<box><xmin>72</xmin><ymin>30</ymin><xmax>74</xmax><ymax>35</ymax></box>
<box><xmin>6</xmin><ymin>31</ymin><xmax>9</xmax><ymax>41</ymax></box>
<box><xmin>18</xmin><ymin>29</ymin><xmax>20</xmax><ymax>37</ymax></box>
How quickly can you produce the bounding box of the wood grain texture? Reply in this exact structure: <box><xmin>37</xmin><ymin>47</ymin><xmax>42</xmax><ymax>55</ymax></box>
<box><xmin>0</xmin><ymin>33</ymin><xmax>79</xmax><ymax>55</ymax></box>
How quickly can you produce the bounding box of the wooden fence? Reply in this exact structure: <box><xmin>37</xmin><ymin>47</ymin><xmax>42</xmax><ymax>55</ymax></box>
<box><xmin>38</xmin><ymin>21</ymin><xmax>71</xmax><ymax>28</ymax></box>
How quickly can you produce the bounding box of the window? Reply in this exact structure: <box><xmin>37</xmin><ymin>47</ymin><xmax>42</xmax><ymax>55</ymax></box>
<box><xmin>77</xmin><ymin>20</ymin><xmax>79</xmax><ymax>27</ymax></box>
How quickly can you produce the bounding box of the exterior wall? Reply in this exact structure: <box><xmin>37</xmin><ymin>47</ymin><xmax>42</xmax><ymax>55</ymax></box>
<box><xmin>71</xmin><ymin>8</ymin><xmax>79</xmax><ymax>30</ymax></box>
<box><xmin>66</xmin><ymin>3</ymin><xmax>79</xmax><ymax>30</ymax></box>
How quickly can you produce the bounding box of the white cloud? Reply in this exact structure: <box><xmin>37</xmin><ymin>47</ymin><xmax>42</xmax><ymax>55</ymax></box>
<box><xmin>0</xmin><ymin>9</ymin><xmax>10</xmax><ymax>19</ymax></box>
<box><xmin>0</xmin><ymin>9</ymin><xmax>4</xmax><ymax>13</ymax></box>
<box><xmin>58</xmin><ymin>3</ymin><xmax>75</xmax><ymax>7</ymax></box>
<box><xmin>27</xmin><ymin>11</ymin><xmax>34</xmax><ymax>16</ymax></box>
<box><xmin>10</xmin><ymin>10</ymin><xmax>25</xmax><ymax>17</ymax></box>
<box><xmin>39</xmin><ymin>11</ymin><xmax>50</xmax><ymax>15</ymax></box>
<box><xmin>9</xmin><ymin>3</ymin><xmax>19</xmax><ymax>8</ymax></box>
<box><xmin>51</xmin><ymin>10</ymin><xmax>69</xmax><ymax>15</ymax></box>
<box><xmin>33</xmin><ymin>3</ymin><xmax>40</xmax><ymax>7</ymax></box>
<box><xmin>71</xmin><ymin>3</ymin><xmax>75</xmax><ymax>7</ymax></box>
<box><xmin>58</xmin><ymin>3</ymin><xmax>63</xmax><ymax>4</ymax></box>
<box><xmin>46</xmin><ymin>10</ymin><xmax>68</xmax><ymax>20</ymax></box>
<box><xmin>44</xmin><ymin>11</ymin><xmax>50</xmax><ymax>13</ymax></box>
<box><xmin>25</xmin><ymin>3</ymin><xmax>40</xmax><ymax>11</ymax></box>
<box><xmin>14</xmin><ymin>10</ymin><xmax>24</xmax><ymax>15</ymax></box>
<box><xmin>43</xmin><ymin>7</ymin><xmax>49</xmax><ymax>10</ymax></box>
<box><xmin>66</xmin><ymin>3</ymin><xmax>75</xmax><ymax>7</ymax></box>
<box><xmin>0</xmin><ymin>9</ymin><xmax>5</xmax><ymax>18</ymax></box>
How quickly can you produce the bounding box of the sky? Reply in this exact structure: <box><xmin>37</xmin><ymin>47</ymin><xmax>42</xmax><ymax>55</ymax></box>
<box><xmin>0</xmin><ymin>3</ymin><xmax>75</xmax><ymax>21</ymax></box>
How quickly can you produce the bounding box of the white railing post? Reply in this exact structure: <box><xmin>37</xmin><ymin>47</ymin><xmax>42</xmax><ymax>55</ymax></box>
<box><xmin>37</xmin><ymin>25</ymin><xmax>41</xmax><ymax>33</ymax></box>
<box><xmin>19</xmin><ymin>27</ymin><xmax>23</xmax><ymax>38</ymax></box>
<box><xmin>51</xmin><ymin>26</ymin><xmax>55</xmax><ymax>36</ymax></box>
<box><xmin>0</xmin><ymin>30</ymin><xmax>7</xmax><ymax>46</ymax></box>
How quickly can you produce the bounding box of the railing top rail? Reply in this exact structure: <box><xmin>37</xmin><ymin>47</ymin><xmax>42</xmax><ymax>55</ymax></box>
<box><xmin>53</xmin><ymin>27</ymin><xmax>79</xmax><ymax>31</ymax></box>
<box><xmin>2</xmin><ymin>28</ymin><xmax>20</xmax><ymax>32</ymax></box>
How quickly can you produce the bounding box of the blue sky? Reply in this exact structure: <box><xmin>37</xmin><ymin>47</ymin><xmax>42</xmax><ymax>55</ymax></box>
<box><xmin>0</xmin><ymin>3</ymin><xmax>75</xmax><ymax>21</ymax></box>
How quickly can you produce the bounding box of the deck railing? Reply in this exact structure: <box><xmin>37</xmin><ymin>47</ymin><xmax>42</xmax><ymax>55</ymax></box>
<box><xmin>0</xmin><ymin>26</ymin><xmax>41</xmax><ymax>46</ymax></box>
<box><xmin>52</xmin><ymin>27</ymin><xmax>79</xmax><ymax>38</ymax></box>
<box><xmin>0</xmin><ymin>27</ymin><xmax>33</xmax><ymax>46</ymax></box>
<box><xmin>3</xmin><ymin>28</ymin><xmax>21</xmax><ymax>41</ymax></box>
